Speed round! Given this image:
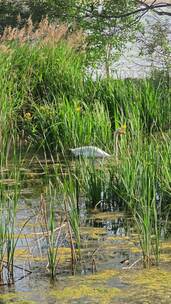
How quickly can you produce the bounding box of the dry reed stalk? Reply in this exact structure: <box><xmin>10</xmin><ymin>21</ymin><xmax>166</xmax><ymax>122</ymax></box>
<box><xmin>0</xmin><ymin>44</ymin><xmax>11</xmax><ymax>53</ymax></box>
<box><xmin>0</xmin><ymin>16</ymin><xmax>84</xmax><ymax>49</ymax></box>
<box><xmin>67</xmin><ymin>29</ymin><xmax>86</xmax><ymax>49</ymax></box>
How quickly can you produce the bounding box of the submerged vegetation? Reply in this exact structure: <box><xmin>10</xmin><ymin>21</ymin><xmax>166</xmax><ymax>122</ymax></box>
<box><xmin>0</xmin><ymin>13</ymin><xmax>170</xmax><ymax>295</ymax></box>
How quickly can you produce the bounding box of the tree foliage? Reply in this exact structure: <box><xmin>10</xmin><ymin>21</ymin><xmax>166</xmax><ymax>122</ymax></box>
<box><xmin>0</xmin><ymin>1</ymin><xmax>170</xmax><ymax>71</ymax></box>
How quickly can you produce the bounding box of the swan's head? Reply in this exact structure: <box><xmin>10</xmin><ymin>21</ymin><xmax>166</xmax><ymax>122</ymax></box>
<box><xmin>115</xmin><ymin>123</ymin><xmax>126</xmax><ymax>136</ymax></box>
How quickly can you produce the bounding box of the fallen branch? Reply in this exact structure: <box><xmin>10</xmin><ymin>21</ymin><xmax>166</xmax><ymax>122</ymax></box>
<box><xmin>122</xmin><ymin>257</ymin><xmax>142</xmax><ymax>269</ymax></box>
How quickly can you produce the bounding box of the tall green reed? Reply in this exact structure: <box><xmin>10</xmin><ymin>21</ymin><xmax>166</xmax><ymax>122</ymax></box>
<box><xmin>0</xmin><ymin>81</ymin><xmax>22</xmax><ymax>280</ymax></box>
<box><xmin>157</xmin><ymin>132</ymin><xmax>171</xmax><ymax>231</ymax></box>
<box><xmin>114</xmin><ymin>138</ymin><xmax>161</xmax><ymax>267</ymax></box>
<box><xmin>39</xmin><ymin>182</ymin><xmax>65</xmax><ymax>280</ymax></box>
<box><xmin>62</xmin><ymin>175</ymin><xmax>81</xmax><ymax>274</ymax></box>
<box><xmin>79</xmin><ymin>159</ymin><xmax>108</xmax><ymax>209</ymax></box>
<box><xmin>32</xmin><ymin>98</ymin><xmax>112</xmax><ymax>153</ymax></box>
<box><xmin>0</xmin><ymin>141</ymin><xmax>21</xmax><ymax>281</ymax></box>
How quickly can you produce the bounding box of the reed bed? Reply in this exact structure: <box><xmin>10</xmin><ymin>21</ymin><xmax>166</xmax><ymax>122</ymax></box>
<box><xmin>0</xmin><ymin>133</ymin><xmax>22</xmax><ymax>283</ymax></box>
<box><xmin>0</xmin><ymin>19</ymin><xmax>170</xmax><ymax>280</ymax></box>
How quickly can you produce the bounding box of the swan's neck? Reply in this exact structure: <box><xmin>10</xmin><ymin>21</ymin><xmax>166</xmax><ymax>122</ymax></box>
<box><xmin>114</xmin><ymin>131</ymin><xmax>119</xmax><ymax>159</ymax></box>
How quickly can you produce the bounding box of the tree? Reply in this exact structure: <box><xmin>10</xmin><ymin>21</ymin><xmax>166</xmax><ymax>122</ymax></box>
<box><xmin>138</xmin><ymin>14</ymin><xmax>171</xmax><ymax>79</ymax></box>
<box><xmin>0</xmin><ymin>0</ymin><xmax>170</xmax><ymax>76</ymax></box>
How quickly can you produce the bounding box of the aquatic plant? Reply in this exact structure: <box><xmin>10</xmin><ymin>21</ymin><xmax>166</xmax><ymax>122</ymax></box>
<box><xmin>0</xmin><ymin>136</ymin><xmax>22</xmax><ymax>282</ymax></box>
<box><xmin>78</xmin><ymin>159</ymin><xmax>107</xmax><ymax>209</ymax></box>
<box><xmin>39</xmin><ymin>184</ymin><xmax>66</xmax><ymax>280</ymax></box>
<box><xmin>114</xmin><ymin>139</ymin><xmax>161</xmax><ymax>267</ymax></box>
<box><xmin>62</xmin><ymin>175</ymin><xmax>81</xmax><ymax>274</ymax></box>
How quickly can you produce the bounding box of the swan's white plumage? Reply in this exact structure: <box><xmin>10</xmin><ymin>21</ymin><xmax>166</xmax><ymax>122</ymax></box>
<box><xmin>70</xmin><ymin>146</ymin><xmax>110</xmax><ymax>158</ymax></box>
<box><xmin>70</xmin><ymin>125</ymin><xmax>126</xmax><ymax>159</ymax></box>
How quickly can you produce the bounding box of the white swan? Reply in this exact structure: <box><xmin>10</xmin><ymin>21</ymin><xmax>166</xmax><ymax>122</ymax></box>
<box><xmin>70</xmin><ymin>146</ymin><xmax>110</xmax><ymax>158</ymax></box>
<box><xmin>70</xmin><ymin>124</ymin><xmax>126</xmax><ymax>158</ymax></box>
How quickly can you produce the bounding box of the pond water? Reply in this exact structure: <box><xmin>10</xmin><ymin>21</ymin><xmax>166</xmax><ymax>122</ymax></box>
<box><xmin>0</xmin><ymin>159</ymin><xmax>171</xmax><ymax>304</ymax></box>
<box><xmin>92</xmin><ymin>9</ymin><xmax>171</xmax><ymax>79</ymax></box>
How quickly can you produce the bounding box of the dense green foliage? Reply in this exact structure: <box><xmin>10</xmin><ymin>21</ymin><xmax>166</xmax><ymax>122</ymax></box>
<box><xmin>1</xmin><ymin>41</ymin><xmax>170</xmax><ymax>151</ymax></box>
